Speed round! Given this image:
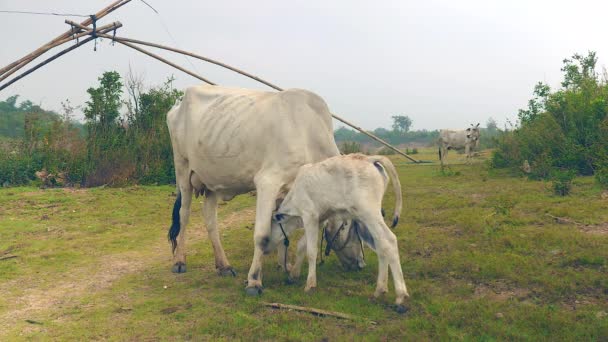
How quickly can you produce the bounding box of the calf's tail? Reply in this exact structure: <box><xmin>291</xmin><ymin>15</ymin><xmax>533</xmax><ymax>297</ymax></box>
<box><xmin>168</xmin><ymin>189</ymin><xmax>182</xmax><ymax>253</ymax></box>
<box><xmin>368</xmin><ymin>156</ymin><xmax>403</xmax><ymax>228</ymax></box>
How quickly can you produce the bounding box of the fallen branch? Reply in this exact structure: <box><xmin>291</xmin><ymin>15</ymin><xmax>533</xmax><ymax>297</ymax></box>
<box><xmin>0</xmin><ymin>254</ymin><xmax>17</xmax><ymax>261</ymax></box>
<box><xmin>262</xmin><ymin>302</ymin><xmax>355</xmax><ymax>320</ymax></box>
<box><xmin>545</xmin><ymin>213</ymin><xmax>584</xmax><ymax>226</ymax></box>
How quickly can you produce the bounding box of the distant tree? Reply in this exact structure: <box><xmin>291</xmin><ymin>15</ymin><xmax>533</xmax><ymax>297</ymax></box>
<box><xmin>486</xmin><ymin>117</ymin><xmax>498</xmax><ymax>132</ymax></box>
<box><xmin>391</xmin><ymin>115</ymin><xmax>412</xmax><ymax>134</ymax></box>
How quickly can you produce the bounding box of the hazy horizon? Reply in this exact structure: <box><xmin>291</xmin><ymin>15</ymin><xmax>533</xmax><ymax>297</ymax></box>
<box><xmin>1</xmin><ymin>0</ymin><xmax>607</xmax><ymax>131</ymax></box>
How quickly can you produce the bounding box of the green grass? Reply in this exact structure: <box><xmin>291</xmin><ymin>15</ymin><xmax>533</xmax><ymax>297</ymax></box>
<box><xmin>1</xmin><ymin>149</ymin><xmax>607</xmax><ymax>340</ymax></box>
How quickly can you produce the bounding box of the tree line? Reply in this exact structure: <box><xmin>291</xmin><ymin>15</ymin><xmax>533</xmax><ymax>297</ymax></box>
<box><xmin>0</xmin><ymin>71</ymin><xmax>182</xmax><ymax>187</ymax></box>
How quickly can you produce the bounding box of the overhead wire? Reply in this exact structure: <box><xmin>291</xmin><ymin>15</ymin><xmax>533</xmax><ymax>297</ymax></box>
<box><xmin>0</xmin><ymin>10</ymin><xmax>89</xmax><ymax>17</ymax></box>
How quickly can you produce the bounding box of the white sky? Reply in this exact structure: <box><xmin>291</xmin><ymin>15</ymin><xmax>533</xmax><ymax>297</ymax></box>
<box><xmin>1</xmin><ymin>0</ymin><xmax>607</xmax><ymax>130</ymax></box>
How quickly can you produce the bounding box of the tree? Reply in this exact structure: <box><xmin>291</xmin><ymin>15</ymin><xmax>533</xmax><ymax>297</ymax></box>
<box><xmin>84</xmin><ymin>71</ymin><xmax>123</xmax><ymax>131</ymax></box>
<box><xmin>486</xmin><ymin>117</ymin><xmax>498</xmax><ymax>132</ymax></box>
<box><xmin>391</xmin><ymin>115</ymin><xmax>412</xmax><ymax>134</ymax></box>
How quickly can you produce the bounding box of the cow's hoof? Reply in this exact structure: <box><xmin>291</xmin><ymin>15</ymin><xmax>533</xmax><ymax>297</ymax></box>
<box><xmin>218</xmin><ymin>267</ymin><xmax>237</xmax><ymax>277</ymax></box>
<box><xmin>245</xmin><ymin>286</ymin><xmax>263</xmax><ymax>296</ymax></box>
<box><xmin>395</xmin><ymin>304</ymin><xmax>408</xmax><ymax>314</ymax></box>
<box><xmin>172</xmin><ymin>262</ymin><xmax>186</xmax><ymax>273</ymax></box>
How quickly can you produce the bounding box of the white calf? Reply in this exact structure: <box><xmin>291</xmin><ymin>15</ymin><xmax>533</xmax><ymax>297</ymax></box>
<box><xmin>271</xmin><ymin>154</ymin><xmax>409</xmax><ymax>312</ymax></box>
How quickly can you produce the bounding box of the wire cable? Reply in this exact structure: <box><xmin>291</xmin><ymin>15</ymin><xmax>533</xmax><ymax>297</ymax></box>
<box><xmin>0</xmin><ymin>10</ymin><xmax>89</xmax><ymax>17</ymax></box>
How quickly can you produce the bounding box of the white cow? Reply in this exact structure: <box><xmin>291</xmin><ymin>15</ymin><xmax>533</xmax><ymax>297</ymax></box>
<box><xmin>270</xmin><ymin>154</ymin><xmax>409</xmax><ymax>312</ymax></box>
<box><xmin>438</xmin><ymin>123</ymin><xmax>481</xmax><ymax>166</ymax></box>
<box><xmin>167</xmin><ymin>85</ymin><xmax>361</xmax><ymax>295</ymax></box>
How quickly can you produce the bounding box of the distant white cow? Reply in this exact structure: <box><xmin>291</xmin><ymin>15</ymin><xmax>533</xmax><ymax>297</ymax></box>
<box><xmin>269</xmin><ymin>154</ymin><xmax>409</xmax><ymax>312</ymax></box>
<box><xmin>438</xmin><ymin>123</ymin><xmax>481</xmax><ymax>166</ymax></box>
<box><xmin>167</xmin><ymin>85</ymin><xmax>364</xmax><ymax>296</ymax></box>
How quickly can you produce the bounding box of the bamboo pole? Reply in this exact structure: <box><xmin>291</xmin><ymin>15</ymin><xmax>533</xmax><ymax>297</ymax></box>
<box><xmin>0</xmin><ymin>24</ymin><xmax>122</xmax><ymax>92</ymax></box>
<box><xmin>64</xmin><ymin>21</ymin><xmax>420</xmax><ymax>162</ymax></box>
<box><xmin>0</xmin><ymin>0</ymin><xmax>131</xmax><ymax>80</ymax></box>
<box><xmin>66</xmin><ymin>20</ymin><xmax>215</xmax><ymax>85</ymax></box>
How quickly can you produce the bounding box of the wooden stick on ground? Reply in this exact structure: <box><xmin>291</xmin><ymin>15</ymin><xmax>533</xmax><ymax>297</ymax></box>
<box><xmin>0</xmin><ymin>255</ymin><xmax>17</xmax><ymax>261</ymax></box>
<box><xmin>262</xmin><ymin>302</ymin><xmax>356</xmax><ymax>320</ymax></box>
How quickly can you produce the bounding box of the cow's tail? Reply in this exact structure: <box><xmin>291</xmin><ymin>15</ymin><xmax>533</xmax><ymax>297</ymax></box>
<box><xmin>368</xmin><ymin>156</ymin><xmax>403</xmax><ymax>228</ymax></box>
<box><xmin>168</xmin><ymin>188</ymin><xmax>182</xmax><ymax>254</ymax></box>
<box><xmin>438</xmin><ymin>146</ymin><xmax>442</xmax><ymax>163</ymax></box>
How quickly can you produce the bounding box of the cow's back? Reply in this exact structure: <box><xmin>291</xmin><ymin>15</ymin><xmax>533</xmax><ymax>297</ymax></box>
<box><xmin>167</xmin><ymin>85</ymin><xmax>339</xmax><ymax>195</ymax></box>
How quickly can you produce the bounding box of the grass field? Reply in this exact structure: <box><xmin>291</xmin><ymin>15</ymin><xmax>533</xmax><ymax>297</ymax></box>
<box><xmin>1</xmin><ymin>149</ymin><xmax>607</xmax><ymax>340</ymax></box>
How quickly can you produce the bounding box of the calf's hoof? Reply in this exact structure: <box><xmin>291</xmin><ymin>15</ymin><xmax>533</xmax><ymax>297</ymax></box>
<box><xmin>304</xmin><ymin>285</ymin><xmax>317</xmax><ymax>293</ymax></box>
<box><xmin>245</xmin><ymin>285</ymin><xmax>263</xmax><ymax>296</ymax></box>
<box><xmin>171</xmin><ymin>262</ymin><xmax>186</xmax><ymax>273</ymax></box>
<box><xmin>218</xmin><ymin>267</ymin><xmax>237</xmax><ymax>277</ymax></box>
<box><xmin>395</xmin><ymin>304</ymin><xmax>408</xmax><ymax>314</ymax></box>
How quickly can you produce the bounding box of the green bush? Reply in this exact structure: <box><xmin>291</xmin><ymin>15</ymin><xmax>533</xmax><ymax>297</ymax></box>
<box><xmin>339</xmin><ymin>141</ymin><xmax>363</xmax><ymax>154</ymax></box>
<box><xmin>551</xmin><ymin>169</ymin><xmax>576</xmax><ymax>196</ymax></box>
<box><xmin>492</xmin><ymin>52</ymin><xmax>608</xmax><ymax>186</ymax></box>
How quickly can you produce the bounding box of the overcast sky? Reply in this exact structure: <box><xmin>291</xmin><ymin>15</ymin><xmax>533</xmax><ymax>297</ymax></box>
<box><xmin>1</xmin><ymin>0</ymin><xmax>607</xmax><ymax>130</ymax></box>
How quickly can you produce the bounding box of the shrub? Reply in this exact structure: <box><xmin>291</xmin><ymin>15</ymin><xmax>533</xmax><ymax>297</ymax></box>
<box><xmin>339</xmin><ymin>141</ymin><xmax>362</xmax><ymax>154</ymax></box>
<box><xmin>492</xmin><ymin>52</ymin><xmax>608</xmax><ymax>185</ymax></box>
<box><xmin>551</xmin><ymin>169</ymin><xmax>576</xmax><ymax>196</ymax></box>
<box><xmin>377</xmin><ymin>146</ymin><xmax>396</xmax><ymax>155</ymax></box>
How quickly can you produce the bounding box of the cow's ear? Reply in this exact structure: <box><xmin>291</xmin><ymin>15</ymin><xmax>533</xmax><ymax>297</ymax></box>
<box><xmin>466</xmin><ymin>127</ymin><xmax>471</xmax><ymax>131</ymax></box>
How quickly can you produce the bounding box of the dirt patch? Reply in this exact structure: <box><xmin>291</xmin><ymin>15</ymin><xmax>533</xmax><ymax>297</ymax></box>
<box><xmin>473</xmin><ymin>282</ymin><xmax>531</xmax><ymax>302</ymax></box>
<box><xmin>0</xmin><ymin>251</ymin><xmax>148</xmax><ymax>335</ymax></box>
<box><xmin>0</xmin><ymin>201</ymin><xmax>257</xmax><ymax>338</ymax></box>
<box><xmin>578</xmin><ymin>223</ymin><xmax>608</xmax><ymax>235</ymax></box>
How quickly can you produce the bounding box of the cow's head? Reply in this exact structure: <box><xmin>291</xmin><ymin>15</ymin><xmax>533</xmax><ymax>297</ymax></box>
<box><xmin>322</xmin><ymin>218</ymin><xmax>366</xmax><ymax>271</ymax></box>
<box><xmin>466</xmin><ymin>123</ymin><xmax>481</xmax><ymax>142</ymax></box>
<box><xmin>268</xmin><ymin>215</ymin><xmax>366</xmax><ymax>270</ymax></box>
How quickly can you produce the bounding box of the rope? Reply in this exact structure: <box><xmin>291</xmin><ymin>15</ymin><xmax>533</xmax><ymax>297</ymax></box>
<box><xmin>278</xmin><ymin>222</ymin><xmax>290</xmax><ymax>274</ymax></box>
<box><xmin>90</xmin><ymin>14</ymin><xmax>98</xmax><ymax>51</ymax></box>
<box><xmin>0</xmin><ymin>10</ymin><xmax>89</xmax><ymax>17</ymax></box>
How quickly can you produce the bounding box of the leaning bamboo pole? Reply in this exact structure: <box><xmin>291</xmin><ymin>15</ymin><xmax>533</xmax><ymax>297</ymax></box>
<box><xmin>0</xmin><ymin>24</ymin><xmax>123</xmax><ymax>92</ymax></box>
<box><xmin>0</xmin><ymin>0</ymin><xmax>131</xmax><ymax>82</ymax></box>
<box><xmin>66</xmin><ymin>21</ymin><xmax>216</xmax><ymax>85</ymax></box>
<box><xmin>64</xmin><ymin>21</ymin><xmax>420</xmax><ymax>163</ymax></box>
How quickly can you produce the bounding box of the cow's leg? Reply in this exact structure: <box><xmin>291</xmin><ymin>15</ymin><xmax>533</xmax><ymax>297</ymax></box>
<box><xmin>202</xmin><ymin>191</ymin><xmax>235</xmax><ymax>276</ymax></box>
<box><xmin>465</xmin><ymin>144</ymin><xmax>471</xmax><ymax>164</ymax></box>
<box><xmin>245</xmin><ymin>179</ymin><xmax>283</xmax><ymax>295</ymax></box>
<box><xmin>303</xmin><ymin>214</ymin><xmax>319</xmax><ymax>292</ymax></box>
<box><xmin>171</xmin><ymin>169</ymin><xmax>193</xmax><ymax>273</ymax></box>
<box><xmin>440</xmin><ymin>145</ymin><xmax>448</xmax><ymax>167</ymax></box>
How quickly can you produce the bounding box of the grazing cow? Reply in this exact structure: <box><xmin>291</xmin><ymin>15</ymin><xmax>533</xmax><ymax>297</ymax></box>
<box><xmin>438</xmin><ymin>123</ymin><xmax>481</xmax><ymax>166</ymax></box>
<box><xmin>270</xmin><ymin>154</ymin><xmax>409</xmax><ymax>312</ymax></box>
<box><xmin>166</xmin><ymin>85</ymin><xmax>364</xmax><ymax>295</ymax></box>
